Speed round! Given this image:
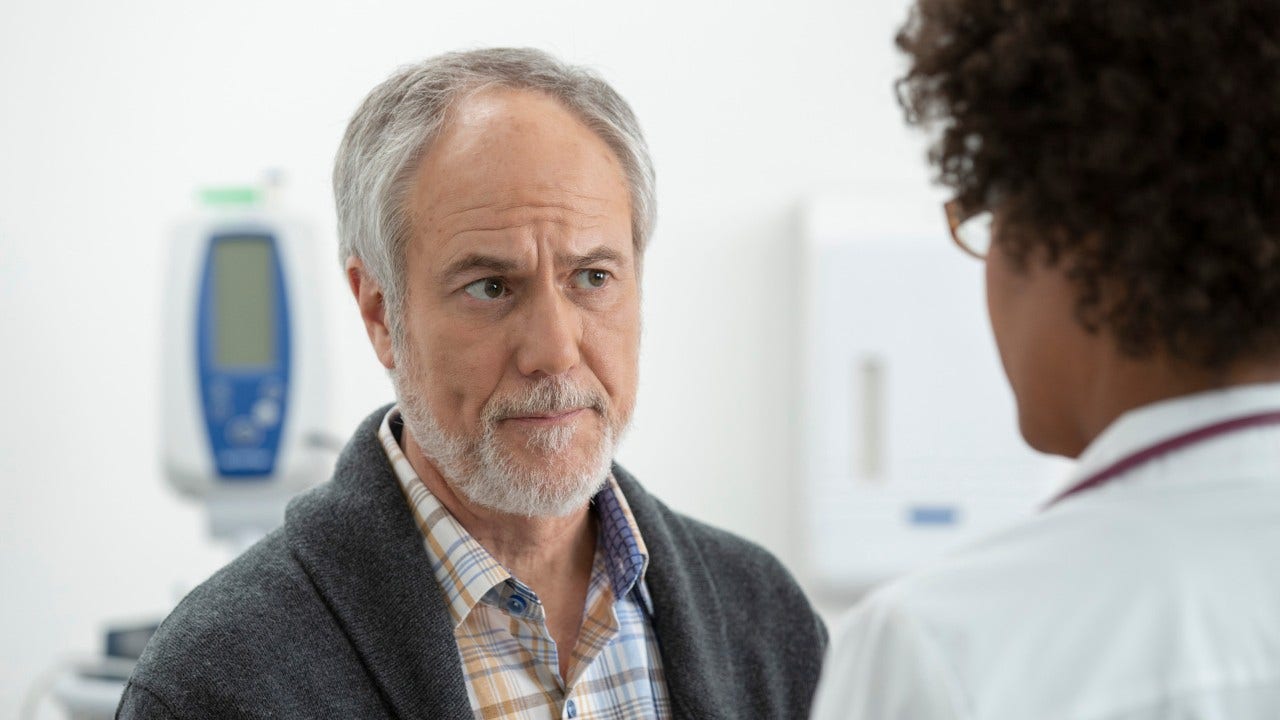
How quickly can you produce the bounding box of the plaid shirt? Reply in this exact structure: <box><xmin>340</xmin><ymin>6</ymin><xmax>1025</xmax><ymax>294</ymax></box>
<box><xmin>379</xmin><ymin>408</ymin><xmax>671</xmax><ymax>720</ymax></box>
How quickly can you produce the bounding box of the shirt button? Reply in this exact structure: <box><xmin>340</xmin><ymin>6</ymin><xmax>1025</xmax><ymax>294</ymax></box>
<box><xmin>566</xmin><ymin>699</ymin><xmax>577</xmax><ymax>718</ymax></box>
<box><xmin>505</xmin><ymin>594</ymin><xmax>528</xmax><ymax>615</ymax></box>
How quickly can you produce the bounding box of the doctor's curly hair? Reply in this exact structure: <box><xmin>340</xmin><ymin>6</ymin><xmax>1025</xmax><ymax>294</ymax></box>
<box><xmin>896</xmin><ymin>0</ymin><xmax>1280</xmax><ymax>369</ymax></box>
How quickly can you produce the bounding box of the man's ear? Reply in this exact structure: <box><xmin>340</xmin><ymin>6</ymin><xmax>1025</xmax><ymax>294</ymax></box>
<box><xmin>345</xmin><ymin>256</ymin><xmax>396</xmax><ymax>370</ymax></box>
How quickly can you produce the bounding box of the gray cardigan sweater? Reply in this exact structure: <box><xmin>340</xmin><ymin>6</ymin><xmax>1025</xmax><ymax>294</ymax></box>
<box><xmin>118</xmin><ymin>406</ymin><xmax>827</xmax><ymax>719</ymax></box>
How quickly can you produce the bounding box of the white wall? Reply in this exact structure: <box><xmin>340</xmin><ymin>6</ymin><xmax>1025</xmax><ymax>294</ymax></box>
<box><xmin>0</xmin><ymin>0</ymin><xmax>935</xmax><ymax>713</ymax></box>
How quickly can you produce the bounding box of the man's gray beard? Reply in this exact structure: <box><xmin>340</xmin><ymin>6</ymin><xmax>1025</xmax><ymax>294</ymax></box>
<box><xmin>391</xmin><ymin>348</ymin><xmax>622</xmax><ymax>518</ymax></box>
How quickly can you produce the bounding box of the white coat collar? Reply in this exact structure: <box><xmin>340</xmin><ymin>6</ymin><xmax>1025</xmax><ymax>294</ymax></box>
<box><xmin>1051</xmin><ymin>380</ymin><xmax>1280</xmax><ymax>504</ymax></box>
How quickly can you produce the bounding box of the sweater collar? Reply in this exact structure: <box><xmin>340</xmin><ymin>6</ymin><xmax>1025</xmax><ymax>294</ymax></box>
<box><xmin>285</xmin><ymin>404</ymin><xmax>473</xmax><ymax>720</ymax></box>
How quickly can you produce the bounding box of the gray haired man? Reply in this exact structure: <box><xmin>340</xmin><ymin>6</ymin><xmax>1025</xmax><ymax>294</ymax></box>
<box><xmin>118</xmin><ymin>48</ymin><xmax>826</xmax><ymax>719</ymax></box>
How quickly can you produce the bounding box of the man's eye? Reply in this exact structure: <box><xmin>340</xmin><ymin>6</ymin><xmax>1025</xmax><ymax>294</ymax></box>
<box><xmin>572</xmin><ymin>269</ymin><xmax>610</xmax><ymax>289</ymax></box>
<box><xmin>463</xmin><ymin>278</ymin><xmax>508</xmax><ymax>300</ymax></box>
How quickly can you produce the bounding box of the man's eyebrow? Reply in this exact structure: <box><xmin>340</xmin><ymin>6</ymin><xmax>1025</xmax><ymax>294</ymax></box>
<box><xmin>439</xmin><ymin>254</ymin><xmax>521</xmax><ymax>282</ymax></box>
<box><xmin>559</xmin><ymin>246</ymin><xmax>629</xmax><ymax>268</ymax></box>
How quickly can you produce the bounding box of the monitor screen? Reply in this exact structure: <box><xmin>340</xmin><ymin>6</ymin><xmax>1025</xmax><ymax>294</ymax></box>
<box><xmin>213</xmin><ymin>238</ymin><xmax>276</xmax><ymax>368</ymax></box>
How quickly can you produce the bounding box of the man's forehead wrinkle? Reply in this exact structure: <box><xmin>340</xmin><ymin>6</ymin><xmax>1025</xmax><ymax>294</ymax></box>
<box><xmin>446</xmin><ymin>219</ymin><xmax>607</xmax><ymax>243</ymax></box>
<box><xmin>431</xmin><ymin>193</ymin><xmax>616</xmax><ymax>235</ymax></box>
<box><xmin>431</xmin><ymin>182</ymin><xmax>617</xmax><ymax>216</ymax></box>
<box><xmin>440</xmin><ymin>216</ymin><xmax>611</xmax><ymax>258</ymax></box>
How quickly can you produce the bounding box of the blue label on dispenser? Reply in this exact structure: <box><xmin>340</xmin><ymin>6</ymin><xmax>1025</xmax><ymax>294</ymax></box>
<box><xmin>908</xmin><ymin>505</ymin><xmax>960</xmax><ymax>526</ymax></box>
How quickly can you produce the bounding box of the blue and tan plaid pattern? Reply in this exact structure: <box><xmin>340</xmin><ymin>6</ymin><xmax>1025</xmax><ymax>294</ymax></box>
<box><xmin>379</xmin><ymin>408</ymin><xmax>671</xmax><ymax>720</ymax></box>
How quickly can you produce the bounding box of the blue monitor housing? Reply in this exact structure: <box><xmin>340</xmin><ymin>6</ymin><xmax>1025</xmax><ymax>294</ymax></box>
<box><xmin>196</xmin><ymin>233</ymin><xmax>291</xmax><ymax>479</ymax></box>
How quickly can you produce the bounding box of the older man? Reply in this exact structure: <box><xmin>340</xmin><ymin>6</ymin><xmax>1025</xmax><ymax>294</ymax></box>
<box><xmin>118</xmin><ymin>48</ymin><xmax>825</xmax><ymax>719</ymax></box>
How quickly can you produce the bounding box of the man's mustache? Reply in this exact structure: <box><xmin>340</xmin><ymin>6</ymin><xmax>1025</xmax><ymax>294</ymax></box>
<box><xmin>484</xmin><ymin>378</ymin><xmax>607</xmax><ymax>422</ymax></box>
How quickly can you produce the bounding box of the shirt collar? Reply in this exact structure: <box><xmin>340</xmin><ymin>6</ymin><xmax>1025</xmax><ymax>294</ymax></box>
<box><xmin>377</xmin><ymin>406</ymin><xmax>653</xmax><ymax>622</ymax></box>
<box><xmin>593</xmin><ymin>467</ymin><xmax>651</xmax><ymax>606</ymax></box>
<box><xmin>379</xmin><ymin>408</ymin><xmax>511</xmax><ymax>627</ymax></box>
<box><xmin>1055</xmin><ymin>381</ymin><xmax>1280</xmax><ymax>502</ymax></box>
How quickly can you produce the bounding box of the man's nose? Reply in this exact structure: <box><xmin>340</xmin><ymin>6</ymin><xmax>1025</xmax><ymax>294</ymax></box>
<box><xmin>514</xmin><ymin>284</ymin><xmax>582</xmax><ymax>377</ymax></box>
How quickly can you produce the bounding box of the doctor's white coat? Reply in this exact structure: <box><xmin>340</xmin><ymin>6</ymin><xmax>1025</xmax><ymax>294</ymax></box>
<box><xmin>811</xmin><ymin>383</ymin><xmax>1280</xmax><ymax>720</ymax></box>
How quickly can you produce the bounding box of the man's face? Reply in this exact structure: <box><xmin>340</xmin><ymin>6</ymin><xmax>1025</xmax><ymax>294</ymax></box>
<box><xmin>391</xmin><ymin>88</ymin><xmax>641</xmax><ymax>517</ymax></box>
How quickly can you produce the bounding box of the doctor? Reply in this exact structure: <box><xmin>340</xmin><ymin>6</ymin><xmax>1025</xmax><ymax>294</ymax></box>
<box><xmin>813</xmin><ymin>0</ymin><xmax>1280</xmax><ymax>718</ymax></box>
